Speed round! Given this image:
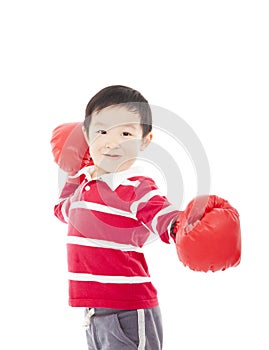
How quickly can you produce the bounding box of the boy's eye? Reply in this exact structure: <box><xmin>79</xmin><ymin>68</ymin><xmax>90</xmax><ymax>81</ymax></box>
<box><xmin>122</xmin><ymin>131</ymin><xmax>132</xmax><ymax>136</ymax></box>
<box><xmin>97</xmin><ymin>130</ymin><xmax>107</xmax><ymax>135</ymax></box>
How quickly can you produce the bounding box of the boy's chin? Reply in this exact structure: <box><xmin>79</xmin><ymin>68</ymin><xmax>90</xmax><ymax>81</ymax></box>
<box><xmin>96</xmin><ymin>161</ymin><xmax>134</xmax><ymax>175</ymax></box>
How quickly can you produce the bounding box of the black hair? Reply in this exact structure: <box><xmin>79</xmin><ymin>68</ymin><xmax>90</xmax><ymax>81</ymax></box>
<box><xmin>84</xmin><ymin>85</ymin><xmax>152</xmax><ymax>138</ymax></box>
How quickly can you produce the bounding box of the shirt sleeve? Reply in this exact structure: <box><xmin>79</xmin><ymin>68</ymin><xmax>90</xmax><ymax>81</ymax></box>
<box><xmin>130</xmin><ymin>177</ymin><xmax>181</xmax><ymax>244</ymax></box>
<box><xmin>54</xmin><ymin>181</ymin><xmax>79</xmax><ymax>224</ymax></box>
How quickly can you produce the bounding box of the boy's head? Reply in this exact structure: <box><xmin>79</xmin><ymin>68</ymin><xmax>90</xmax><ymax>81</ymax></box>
<box><xmin>82</xmin><ymin>85</ymin><xmax>153</xmax><ymax>176</ymax></box>
<box><xmin>83</xmin><ymin>85</ymin><xmax>152</xmax><ymax>138</ymax></box>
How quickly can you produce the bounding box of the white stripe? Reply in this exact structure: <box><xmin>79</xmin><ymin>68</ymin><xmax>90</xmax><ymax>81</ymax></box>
<box><xmin>68</xmin><ymin>272</ymin><xmax>151</xmax><ymax>284</ymax></box>
<box><xmin>67</xmin><ymin>236</ymin><xmax>143</xmax><ymax>253</ymax></box>
<box><xmin>58</xmin><ymin>197</ymin><xmax>67</xmax><ymax>204</ymax></box>
<box><xmin>121</xmin><ymin>179</ymin><xmax>141</xmax><ymax>187</ymax></box>
<box><xmin>70</xmin><ymin>200</ymin><xmax>137</xmax><ymax>220</ymax></box>
<box><xmin>61</xmin><ymin>200</ymin><xmax>69</xmax><ymax>223</ymax></box>
<box><xmin>137</xmin><ymin>309</ymin><xmax>146</xmax><ymax>350</ymax></box>
<box><xmin>130</xmin><ymin>189</ymin><xmax>164</xmax><ymax>215</ymax></box>
<box><xmin>144</xmin><ymin>231</ymin><xmax>159</xmax><ymax>245</ymax></box>
<box><xmin>151</xmin><ymin>204</ymin><xmax>176</xmax><ymax>235</ymax></box>
<box><xmin>83</xmin><ymin>308</ymin><xmax>95</xmax><ymax>329</ymax></box>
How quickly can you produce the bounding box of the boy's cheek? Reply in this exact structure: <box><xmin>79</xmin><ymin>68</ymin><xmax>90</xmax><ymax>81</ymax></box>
<box><xmin>88</xmin><ymin>135</ymin><xmax>98</xmax><ymax>146</ymax></box>
<box><xmin>121</xmin><ymin>139</ymin><xmax>141</xmax><ymax>150</ymax></box>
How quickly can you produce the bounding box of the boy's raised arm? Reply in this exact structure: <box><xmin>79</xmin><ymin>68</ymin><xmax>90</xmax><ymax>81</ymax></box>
<box><xmin>51</xmin><ymin>122</ymin><xmax>93</xmax><ymax>223</ymax></box>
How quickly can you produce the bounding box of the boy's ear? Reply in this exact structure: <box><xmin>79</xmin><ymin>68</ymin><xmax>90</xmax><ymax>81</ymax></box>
<box><xmin>140</xmin><ymin>132</ymin><xmax>153</xmax><ymax>151</ymax></box>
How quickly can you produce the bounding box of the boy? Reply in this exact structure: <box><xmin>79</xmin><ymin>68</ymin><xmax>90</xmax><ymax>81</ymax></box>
<box><xmin>54</xmin><ymin>85</ymin><xmax>181</xmax><ymax>349</ymax></box>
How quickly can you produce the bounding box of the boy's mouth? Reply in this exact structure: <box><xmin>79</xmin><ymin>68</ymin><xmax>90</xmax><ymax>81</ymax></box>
<box><xmin>103</xmin><ymin>153</ymin><xmax>121</xmax><ymax>158</ymax></box>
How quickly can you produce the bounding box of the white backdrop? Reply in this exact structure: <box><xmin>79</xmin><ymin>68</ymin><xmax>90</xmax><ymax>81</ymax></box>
<box><xmin>1</xmin><ymin>1</ymin><xmax>268</xmax><ymax>349</ymax></box>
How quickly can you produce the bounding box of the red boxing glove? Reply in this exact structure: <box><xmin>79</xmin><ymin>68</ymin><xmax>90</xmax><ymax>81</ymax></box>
<box><xmin>173</xmin><ymin>195</ymin><xmax>241</xmax><ymax>272</ymax></box>
<box><xmin>50</xmin><ymin>122</ymin><xmax>93</xmax><ymax>173</ymax></box>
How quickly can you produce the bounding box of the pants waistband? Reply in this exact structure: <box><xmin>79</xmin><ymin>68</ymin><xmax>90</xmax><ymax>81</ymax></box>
<box><xmin>87</xmin><ymin>307</ymin><xmax>138</xmax><ymax>316</ymax></box>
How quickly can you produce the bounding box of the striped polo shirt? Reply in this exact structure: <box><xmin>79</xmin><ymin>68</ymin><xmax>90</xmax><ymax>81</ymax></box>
<box><xmin>54</xmin><ymin>166</ymin><xmax>180</xmax><ymax>309</ymax></box>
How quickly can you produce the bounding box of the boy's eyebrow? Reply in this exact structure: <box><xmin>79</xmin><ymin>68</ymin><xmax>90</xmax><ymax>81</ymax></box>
<box><xmin>93</xmin><ymin>122</ymin><xmax>105</xmax><ymax>128</ymax></box>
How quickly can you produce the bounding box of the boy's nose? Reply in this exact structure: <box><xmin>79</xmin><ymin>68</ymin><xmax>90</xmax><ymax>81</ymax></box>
<box><xmin>104</xmin><ymin>138</ymin><xmax>120</xmax><ymax>149</ymax></box>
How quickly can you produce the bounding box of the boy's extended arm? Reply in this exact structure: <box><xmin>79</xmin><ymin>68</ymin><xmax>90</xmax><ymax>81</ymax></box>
<box><xmin>133</xmin><ymin>180</ymin><xmax>241</xmax><ymax>272</ymax></box>
<box><xmin>131</xmin><ymin>178</ymin><xmax>181</xmax><ymax>244</ymax></box>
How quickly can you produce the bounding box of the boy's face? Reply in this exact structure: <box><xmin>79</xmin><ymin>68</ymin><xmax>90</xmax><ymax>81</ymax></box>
<box><xmin>84</xmin><ymin>106</ymin><xmax>152</xmax><ymax>176</ymax></box>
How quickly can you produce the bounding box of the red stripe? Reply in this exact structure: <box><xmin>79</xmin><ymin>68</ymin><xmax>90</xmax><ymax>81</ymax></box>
<box><xmin>68</xmin><ymin>280</ymin><xmax>158</xmax><ymax>309</ymax></box>
<box><xmin>67</xmin><ymin>216</ymin><xmax>152</xmax><ymax>246</ymax></box>
<box><xmin>67</xmin><ymin>245</ymin><xmax>150</xmax><ymax>277</ymax></box>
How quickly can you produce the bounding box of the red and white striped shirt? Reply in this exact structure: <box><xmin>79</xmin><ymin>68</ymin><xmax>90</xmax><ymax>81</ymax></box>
<box><xmin>54</xmin><ymin>166</ymin><xmax>180</xmax><ymax>309</ymax></box>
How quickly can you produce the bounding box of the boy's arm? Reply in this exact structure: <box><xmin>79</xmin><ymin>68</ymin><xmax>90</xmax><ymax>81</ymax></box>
<box><xmin>54</xmin><ymin>175</ymin><xmax>80</xmax><ymax>224</ymax></box>
<box><xmin>51</xmin><ymin>121</ymin><xmax>93</xmax><ymax>223</ymax></box>
<box><xmin>134</xmin><ymin>182</ymin><xmax>241</xmax><ymax>272</ymax></box>
<box><xmin>131</xmin><ymin>178</ymin><xmax>181</xmax><ymax>244</ymax></box>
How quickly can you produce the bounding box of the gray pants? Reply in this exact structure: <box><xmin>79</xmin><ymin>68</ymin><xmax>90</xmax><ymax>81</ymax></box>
<box><xmin>84</xmin><ymin>306</ymin><xmax>163</xmax><ymax>349</ymax></box>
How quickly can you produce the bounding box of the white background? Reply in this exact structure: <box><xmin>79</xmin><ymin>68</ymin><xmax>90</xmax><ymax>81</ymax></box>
<box><xmin>0</xmin><ymin>1</ymin><xmax>268</xmax><ymax>349</ymax></box>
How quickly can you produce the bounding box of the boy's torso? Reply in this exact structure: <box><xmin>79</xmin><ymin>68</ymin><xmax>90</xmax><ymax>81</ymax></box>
<box><xmin>58</xmin><ymin>167</ymin><xmax>179</xmax><ymax>309</ymax></box>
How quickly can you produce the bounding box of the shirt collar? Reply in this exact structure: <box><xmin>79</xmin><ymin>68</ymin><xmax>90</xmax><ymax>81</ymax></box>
<box><xmin>69</xmin><ymin>164</ymin><xmax>147</xmax><ymax>191</ymax></box>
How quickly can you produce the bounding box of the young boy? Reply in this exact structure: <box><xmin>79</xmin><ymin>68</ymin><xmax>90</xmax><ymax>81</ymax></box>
<box><xmin>54</xmin><ymin>85</ymin><xmax>181</xmax><ymax>349</ymax></box>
